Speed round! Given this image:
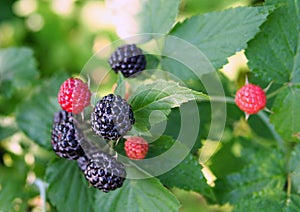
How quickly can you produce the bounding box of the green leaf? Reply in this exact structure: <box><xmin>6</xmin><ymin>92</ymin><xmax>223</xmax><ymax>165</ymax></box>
<box><xmin>156</xmin><ymin>143</ymin><xmax>215</xmax><ymax>201</ymax></box>
<box><xmin>0</xmin><ymin>125</ymin><xmax>17</xmax><ymax>141</ymax></box>
<box><xmin>288</xmin><ymin>144</ymin><xmax>300</xmax><ymax>194</ymax></box>
<box><xmin>246</xmin><ymin>0</ymin><xmax>300</xmax><ymax>84</ymax></box>
<box><xmin>233</xmin><ymin>192</ymin><xmax>300</xmax><ymax>212</ymax></box>
<box><xmin>0</xmin><ymin>169</ymin><xmax>25</xmax><ymax>211</ymax></box>
<box><xmin>270</xmin><ymin>86</ymin><xmax>300</xmax><ymax>141</ymax></box>
<box><xmin>146</xmin><ymin>136</ymin><xmax>214</xmax><ymax>199</ymax></box>
<box><xmin>209</xmin><ymin>138</ymin><xmax>245</xmax><ymax>179</ymax></box>
<box><xmin>129</xmin><ymin>80</ymin><xmax>208</xmax><ymax>132</ymax></box>
<box><xmin>114</xmin><ymin>72</ymin><xmax>125</xmax><ymax>98</ymax></box>
<box><xmin>162</xmin><ymin>6</ymin><xmax>270</xmax><ymax>80</ymax></box>
<box><xmin>108</xmin><ymin>0</ymin><xmax>180</xmax><ymax>42</ymax></box>
<box><xmin>164</xmin><ymin>103</ymin><xmax>204</xmax><ymax>154</ymax></box>
<box><xmin>215</xmin><ymin>141</ymin><xmax>285</xmax><ymax>204</ymax></box>
<box><xmin>0</xmin><ymin>47</ymin><xmax>39</xmax><ymax>91</ymax></box>
<box><xmin>94</xmin><ymin>177</ymin><xmax>180</xmax><ymax>212</ymax></box>
<box><xmin>119</xmin><ymin>135</ymin><xmax>214</xmax><ymax>201</ymax></box>
<box><xmin>16</xmin><ymin>74</ymin><xmax>67</xmax><ymax>149</ymax></box>
<box><xmin>145</xmin><ymin>54</ymin><xmax>160</xmax><ymax>70</ymax></box>
<box><xmin>0</xmin><ymin>158</ymin><xmax>28</xmax><ymax>211</ymax></box>
<box><xmin>45</xmin><ymin>159</ymin><xmax>95</xmax><ymax>212</ymax></box>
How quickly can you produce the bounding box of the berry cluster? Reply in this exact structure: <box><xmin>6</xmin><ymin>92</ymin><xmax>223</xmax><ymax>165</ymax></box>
<box><xmin>50</xmin><ymin>44</ymin><xmax>147</xmax><ymax>192</ymax></box>
<box><xmin>51</xmin><ymin>44</ymin><xmax>268</xmax><ymax>194</ymax></box>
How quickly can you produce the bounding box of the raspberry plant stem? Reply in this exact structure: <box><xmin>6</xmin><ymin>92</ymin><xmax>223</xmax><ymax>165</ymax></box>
<box><xmin>209</xmin><ymin>96</ymin><xmax>235</xmax><ymax>103</ymax></box>
<box><xmin>127</xmin><ymin>159</ymin><xmax>154</xmax><ymax>178</ymax></box>
<box><xmin>285</xmin><ymin>142</ymin><xmax>296</xmax><ymax>205</ymax></box>
<box><xmin>257</xmin><ymin>111</ymin><xmax>286</xmax><ymax>151</ymax></box>
<box><xmin>33</xmin><ymin>178</ymin><xmax>48</xmax><ymax>212</ymax></box>
<box><xmin>287</xmin><ymin>172</ymin><xmax>292</xmax><ymax>205</ymax></box>
<box><xmin>266</xmin><ymin>84</ymin><xmax>288</xmax><ymax>99</ymax></box>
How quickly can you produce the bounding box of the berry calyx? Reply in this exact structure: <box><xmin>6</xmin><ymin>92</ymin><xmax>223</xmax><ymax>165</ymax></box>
<box><xmin>84</xmin><ymin>152</ymin><xmax>126</xmax><ymax>192</ymax></box>
<box><xmin>108</xmin><ymin>44</ymin><xmax>146</xmax><ymax>78</ymax></box>
<box><xmin>51</xmin><ymin>110</ymin><xmax>85</xmax><ymax>160</ymax></box>
<box><xmin>124</xmin><ymin>136</ymin><xmax>149</xmax><ymax>160</ymax></box>
<box><xmin>235</xmin><ymin>84</ymin><xmax>267</xmax><ymax>114</ymax></box>
<box><xmin>91</xmin><ymin>94</ymin><xmax>135</xmax><ymax>141</ymax></box>
<box><xmin>58</xmin><ymin>78</ymin><xmax>92</xmax><ymax>114</ymax></box>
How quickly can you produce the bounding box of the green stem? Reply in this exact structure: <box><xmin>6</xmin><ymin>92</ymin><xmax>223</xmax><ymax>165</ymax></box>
<box><xmin>33</xmin><ymin>178</ymin><xmax>47</xmax><ymax>212</ymax></box>
<box><xmin>285</xmin><ymin>142</ymin><xmax>295</xmax><ymax>203</ymax></box>
<box><xmin>266</xmin><ymin>85</ymin><xmax>288</xmax><ymax>99</ymax></box>
<box><xmin>209</xmin><ymin>96</ymin><xmax>235</xmax><ymax>103</ymax></box>
<box><xmin>257</xmin><ymin>111</ymin><xmax>285</xmax><ymax>150</ymax></box>
<box><xmin>127</xmin><ymin>160</ymin><xmax>154</xmax><ymax>178</ymax></box>
<box><xmin>287</xmin><ymin>172</ymin><xmax>292</xmax><ymax>202</ymax></box>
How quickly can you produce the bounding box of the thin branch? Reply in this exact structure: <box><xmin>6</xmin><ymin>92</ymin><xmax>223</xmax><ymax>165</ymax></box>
<box><xmin>257</xmin><ymin>111</ymin><xmax>285</xmax><ymax>150</ymax></box>
<box><xmin>33</xmin><ymin>178</ymin><xmax>48</xmax><ymax>212</ymax></box>
<box><xmin>266</xmin><ymin>84</ymin><xmax>288</xmax><ymax>99</ymax></box>
<box><xmin>286</xmin><ymin>172</ymin><xmax>292</xmax><ymax>205</ymax></box>
<box><xmin>207</xmin><ymin>96</ymin><xmax>236</xmax><ymax>103</ymax></box>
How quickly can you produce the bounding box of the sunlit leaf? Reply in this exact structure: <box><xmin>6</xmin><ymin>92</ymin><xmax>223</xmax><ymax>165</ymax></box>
<box><xmin>129</xmin><ymin>80</ymin><xmax>208</xmax><ymax>133</ymax></box>
<box><xmin>246</xmin><ymin>0</ymin><xmax>300</xmax><ymax>83</ymax></box>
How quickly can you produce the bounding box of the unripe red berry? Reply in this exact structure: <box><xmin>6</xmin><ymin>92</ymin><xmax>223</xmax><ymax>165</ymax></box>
<box><xmin>235</xmin><ymin>84</ymin><xmax>266</xmax><ymax>114</ymax></box>
<box><xmin>58</xmin><ymin>78</ymin><xmax>91</xmax><ymax>114</ymax></box>
<box><xmin>124</xmin><ymin>136</ymin><xmax>149</xmax><ymax>160</ymax></box>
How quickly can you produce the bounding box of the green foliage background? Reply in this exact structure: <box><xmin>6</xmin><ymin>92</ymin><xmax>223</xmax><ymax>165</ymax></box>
<box><xmin>1</xmin><ymin>0</ymin><xmax>300</xmax><ymax>211</ymax></box>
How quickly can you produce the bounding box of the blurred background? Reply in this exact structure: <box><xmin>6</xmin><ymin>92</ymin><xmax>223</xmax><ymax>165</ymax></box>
<box><xmin>0</xmin><ymin>0</ymin><xmax>263</xmax><ymax>77</ymax></box>
<box><xmin>0</xmin><ymin>0</ymin><xmax>264</xmax><ymax>211</ymax></box>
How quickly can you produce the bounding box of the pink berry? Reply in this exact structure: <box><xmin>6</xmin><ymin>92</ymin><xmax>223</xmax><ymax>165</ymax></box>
<box><xmin>124</xmin><ymin>137</ymin><xmax>149</xmax><ymax>160</ymax></box>
<box><xmin>58</xmin><ymin>78</ymin><xmax>91</xmax><ymax>114</ymax></box>
<box><xmin>235</xmin><ymin>84</ymin><xmax>266</xmax><ymax>114</ymax></box>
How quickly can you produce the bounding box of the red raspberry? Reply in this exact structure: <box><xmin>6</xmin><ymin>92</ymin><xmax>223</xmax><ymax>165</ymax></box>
<box><xmin>235</xmin><ymin>84</ymin><xmax>266</xmax><ymax>114</ymax></box>
<box><xmin>58</xmin><ymin>78</ymin><xmax>91</xmax><ymax>114</ymax></box>
<box><xmin>124</xmin><ymin>137</ymin><xmax>149</xmax><ymax>160</ymax></box>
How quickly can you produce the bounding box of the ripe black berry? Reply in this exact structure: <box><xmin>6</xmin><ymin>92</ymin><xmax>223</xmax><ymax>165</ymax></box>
<box><xmin>84</xmin><ymin>152</ymin><xmax>126</xmax><ymax>192</ymax></box>
<box><xmin>91</xmin><ymin>94</ymin><xmax>135</xmax><ymax>141</ymax></box>
<box><xmin>108</xmin><ymin>44</ymin><xmax>146</xmax><ymax>78</ymax></box>
<box><xmin>51</xmin><ymin>110</ymin><xmax>84</xmax><ymax>160</ymax></box>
